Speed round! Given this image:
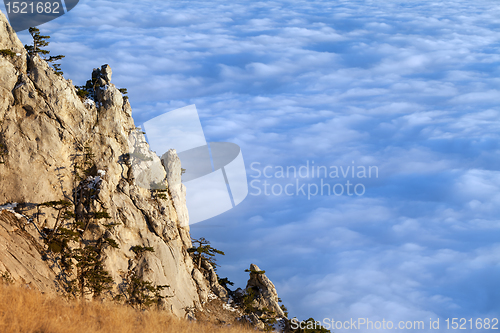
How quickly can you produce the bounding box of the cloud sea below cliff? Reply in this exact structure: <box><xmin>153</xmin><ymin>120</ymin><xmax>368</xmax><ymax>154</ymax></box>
<box><xmin>4</xmin><ymin>0</ymin><xmax>500</xmax><ymax>329</ymax></box>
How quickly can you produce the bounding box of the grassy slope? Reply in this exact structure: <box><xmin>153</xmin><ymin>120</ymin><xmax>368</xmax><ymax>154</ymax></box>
<box><xmin>0</xmin><ymin>283</ymin><xmax>255</xmax><ymax>333</ymax></box>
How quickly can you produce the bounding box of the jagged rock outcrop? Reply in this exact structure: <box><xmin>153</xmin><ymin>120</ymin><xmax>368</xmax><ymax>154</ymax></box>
<box><xmin>246</xmin><ymin>264</ymin><xmax>285</xmax><ymax>318</ymax></box>
<box><xmin>201</xmin><ymin>260</ymin><xmax>229</xmax><ymax>301</ymax></box>
<box><xmin>0</xmin><ymin>10</ymin><xmax>218</xmax><ymax>317</ymax></box>
<box><xmin>230</xmin><ymin>264</ymin><xmax>288</xmax><ymax>331</ymax></box>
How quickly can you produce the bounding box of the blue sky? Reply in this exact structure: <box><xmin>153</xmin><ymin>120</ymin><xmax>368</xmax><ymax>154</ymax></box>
<box><xmin>4</xmin><ymin>0</ymin><xmax>500</xmax><ymax>331</ymax></box>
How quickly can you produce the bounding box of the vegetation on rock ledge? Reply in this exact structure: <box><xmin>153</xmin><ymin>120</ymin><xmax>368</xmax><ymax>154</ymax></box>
<box><xmin>24</xmin><ymin>27</ymin><xmax>65</xmax><ymax>76</ymax></box>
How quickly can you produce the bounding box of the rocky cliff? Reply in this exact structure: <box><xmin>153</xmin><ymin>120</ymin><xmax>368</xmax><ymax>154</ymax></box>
<box><xmin>0</xmin><ymin>9</ymin><xmax>215</xmax><ymax>317</ymax></box>
<box><xmin>0</xmin><ymin>10</ymin><xmax>290</xmax><ymax>330</ymax></box>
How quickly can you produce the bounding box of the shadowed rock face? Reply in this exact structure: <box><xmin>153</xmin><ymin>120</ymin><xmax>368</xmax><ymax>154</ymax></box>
<box><xmin>0</xmin><ymin>10</ymin><xmax>217</xmax><ymax>317</ymax></box>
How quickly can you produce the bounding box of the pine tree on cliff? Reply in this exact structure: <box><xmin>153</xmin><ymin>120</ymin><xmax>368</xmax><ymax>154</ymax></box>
<box><xmin>187</xmin><ymin>237</ymin><xmax>225</xmax><ymax>270</ymax></box>
<box><xmin>24</xmin><ymin>27</ymin><xmax>49</xmax><ymax>57</ymax></box>
<box><xmin>24</xmin><ymin>27</ymin><xmax>65</xmax><ymax>75</ymax></box>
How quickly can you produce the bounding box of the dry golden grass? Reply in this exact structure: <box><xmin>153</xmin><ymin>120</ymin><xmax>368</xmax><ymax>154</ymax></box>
<box><xmin>0</xmin><ymin>283</ymin><xmax>255</xmax><ymax>333</ymax></box>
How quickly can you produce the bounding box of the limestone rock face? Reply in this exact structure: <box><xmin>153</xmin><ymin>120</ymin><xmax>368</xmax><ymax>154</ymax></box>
<box><xmin>201</xmin><ymin>259</ymin><xmax>229</xmax><ymax>301</ymax></box>
<box><xmin>0</xmin><ymin>10</ymin><xmax>202</xmax><ymax>317</ymax></box>
<box><xmin>0</xmin><ymin>209</ymin><xmax>61</xmax><ymax>293</ymax></box>
<box><xmin>246</xmin><ymin>264</ymin><xmax>285</xmax><ymax>318</ymax></box>
<box><xmin>162</xmin><ymin>149</ymin><xmax>189</xmax><ymax>228</ymax></box>
<box><xmin>100</xmin><ymin>64</ymin><xmax>112</xmax><ymax>83</ymax></box>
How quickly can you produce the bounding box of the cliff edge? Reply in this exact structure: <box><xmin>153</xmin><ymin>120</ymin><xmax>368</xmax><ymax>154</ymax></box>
<box><xmin>0</xmin><ymin>11</ymin><xmax>292</xmax><ymax>331</ymax></box>
<box><xmin>0</xmin><ymin>10</ymin><xmax>211</xmax><ymax>317</ymax></box>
